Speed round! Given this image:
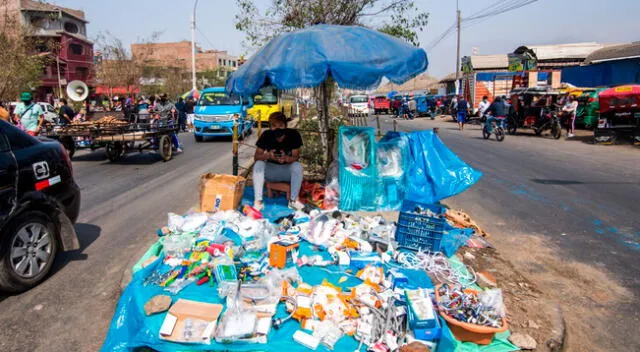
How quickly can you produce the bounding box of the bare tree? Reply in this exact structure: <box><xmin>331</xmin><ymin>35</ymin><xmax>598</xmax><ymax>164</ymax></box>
<box><xmin>94</xmin><ymin>32</ymin><xmax>160</xmax><ymax>98</ymax></box>
<box><xmin>0</xmin><ymin>0</ymin><xmax>46</xmax><ymax>101</ymax></box>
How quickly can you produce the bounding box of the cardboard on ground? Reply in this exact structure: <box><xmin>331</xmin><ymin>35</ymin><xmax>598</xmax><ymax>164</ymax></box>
<box><xmin>159</xmin><ymin>299</ymin><xmax>223</xmax><ymax>343</ymax></box>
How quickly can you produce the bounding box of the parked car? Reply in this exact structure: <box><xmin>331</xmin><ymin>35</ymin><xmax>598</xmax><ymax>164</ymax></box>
<box><xmin>0</xmin><ymin>120</ymin><xmax>81</xmax><ymax>292</ymax></box>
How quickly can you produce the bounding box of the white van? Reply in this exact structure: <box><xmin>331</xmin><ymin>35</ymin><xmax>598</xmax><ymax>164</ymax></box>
<box><xmin>349</xmin><ymin>95</ymin><xmax>370</xmax><ymax>114</ymax></box>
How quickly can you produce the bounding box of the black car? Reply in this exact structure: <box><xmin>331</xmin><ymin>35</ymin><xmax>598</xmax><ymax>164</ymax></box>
<box><xmin>0</xmin><ymin>120</ymin><xmax>81</xmax><ymax>292</ymax></box>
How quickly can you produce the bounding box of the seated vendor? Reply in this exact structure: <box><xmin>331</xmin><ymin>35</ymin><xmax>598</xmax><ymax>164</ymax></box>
<box><xmin>253</xmin><ymin>112</ymin><xmax>305</xmax><ymax>211</ymax></box>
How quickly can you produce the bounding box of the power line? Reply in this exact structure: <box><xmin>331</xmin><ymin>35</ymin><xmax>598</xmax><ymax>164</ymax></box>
<box><xmin>427</xmin><ymin>0</ymin><xmax>542</xmax><ymax>50</ymax></box>
<box><xmin>196</xmin><ymin>26</ymin><xmax>217</xmax><ymax>49</ymax></box>
<box><xmin>466</xmin><ymin>0</ymin><xmax>541</xmax><ymax>21</ymax></box>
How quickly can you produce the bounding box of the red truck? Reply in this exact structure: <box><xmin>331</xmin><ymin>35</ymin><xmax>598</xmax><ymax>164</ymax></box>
<box><xmin>373</xmin><ymin>96</ymin><xmax>391</xmax><ymax>114</ymax></box>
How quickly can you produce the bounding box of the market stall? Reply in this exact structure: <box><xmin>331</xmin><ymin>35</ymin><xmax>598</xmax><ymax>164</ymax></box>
<box><xmin>102</xmin><ymin>129</ymin><xmax>520</xmax><ymax>352</ymax></box>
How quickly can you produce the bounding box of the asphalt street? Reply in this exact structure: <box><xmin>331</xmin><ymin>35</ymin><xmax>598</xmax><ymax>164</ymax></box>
<box><xmin>374</xmin><ymin>114</ymin><xmax>640</xmax><ymax>348</ymax></box>
<box><xmin>0</xmin><ymin>131</ymin><xmax>247</xmax><ymax>351</ymax></box>
<box><xmin>0</xmin><ymin>116</ymin><xmax>638</xmax><ymax>350</ymax></box>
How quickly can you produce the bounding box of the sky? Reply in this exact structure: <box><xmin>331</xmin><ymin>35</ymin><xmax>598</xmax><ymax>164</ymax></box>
<box><xmin>56</xmin><ymin>0</ymin><xmax>640</xmax><ymax>78</ymax></box>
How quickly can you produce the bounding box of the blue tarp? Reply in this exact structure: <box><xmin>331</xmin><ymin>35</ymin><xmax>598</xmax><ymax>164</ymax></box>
<box><xmin>101</xmin><ymin>192</ymin><xmax>436</xmax><ymax>352</ymax></box>
<box><xmin>225</xmin><ymin>24</ymin><xmax>428</xmax><ymax>95</ymax></box>
<box><xmin>404</xmin><ymin>131</ymin><xmax>482</xmax><ymax>204</ymax></box>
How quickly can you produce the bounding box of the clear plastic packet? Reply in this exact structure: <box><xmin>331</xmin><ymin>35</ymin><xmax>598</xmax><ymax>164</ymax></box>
<box><xmin>479</xmin><ymin>288</ymin><xmax>506</xmax><ymax>317</ymax></box>
<box><xmin>167</xmin><ymin>213</ymin><xmax>185</xmax><ymax>233</ymax></box>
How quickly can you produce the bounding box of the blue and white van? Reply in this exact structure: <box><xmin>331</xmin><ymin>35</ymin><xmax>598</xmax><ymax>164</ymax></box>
<box><xmin>193</xmin><ymin>87</ymin><xmax>253</xmax><ymax>141</ymax></box>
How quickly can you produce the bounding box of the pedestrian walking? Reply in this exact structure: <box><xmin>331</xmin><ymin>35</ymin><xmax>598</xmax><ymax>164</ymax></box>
<box><xmin>59</xmin><ymin>98</ymin><xmax>74</xmax><ymax>125</ymax></box>
<box><xmin>456</xmin><ymin>95</ymin><xmax>469</xmax><ymax>131</ymax></box>
<box><xmin>185</xmin><ymin>97</ymin><xmax>195</xmax><ymax>131</ymax></box>
<box><xmin>562</xmin><ymin>95</ymin><xmax>578</xmax><ymax>138</ymax></box>
<box><xmin>14</xmin><ymin>92</ymin><xmax>45</xmax><ymax>136</ymax></box>
<box><xmin>175</xmin><ymin>97</ymin><xmax>187</xmax><ymax>132</ymax></box>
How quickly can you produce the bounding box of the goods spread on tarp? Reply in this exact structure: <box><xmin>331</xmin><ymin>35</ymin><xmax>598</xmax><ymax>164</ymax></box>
<box><xmin>102</xmin><ymin>129</ymin><xmax>518</xmax><ymax>352</ymax></box>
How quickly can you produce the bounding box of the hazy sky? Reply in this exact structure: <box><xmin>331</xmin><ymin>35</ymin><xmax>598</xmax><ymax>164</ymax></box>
<box><xmin>57</xmin><ymin>0</ymin><xmax>640</xmax><ymax>78</ymax></box>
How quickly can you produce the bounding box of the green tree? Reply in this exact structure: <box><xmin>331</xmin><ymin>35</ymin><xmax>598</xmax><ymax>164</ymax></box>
<box><xmin>235</xmin><ymin>0</ymin><xmax>428</xmax><ymax>167</ymax></box>
<box><xmin>235</xmin><ymin>0</ymin><xmax>429</xmax><ymax>47</ymax></box>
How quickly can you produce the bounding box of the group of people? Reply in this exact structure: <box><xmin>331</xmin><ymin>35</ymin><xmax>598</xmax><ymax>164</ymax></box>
<box><xmin>102</xmin><ymin>94</ymin><xmax>197</xmax><ymax>133</ymax></box>
<box><xmin>0</xmin><ymin>92</ymin><xmax>82</xmax><ymax>136</ymax></box>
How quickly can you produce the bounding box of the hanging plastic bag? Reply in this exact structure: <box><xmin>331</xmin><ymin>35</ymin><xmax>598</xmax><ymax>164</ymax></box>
<box><xmin>404</xmin><ymin>130</ymin><xmax>482</xmax><ymax>204</ymax></box>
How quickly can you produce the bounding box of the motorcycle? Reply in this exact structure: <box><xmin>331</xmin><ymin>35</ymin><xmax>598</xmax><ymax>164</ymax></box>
<box><xmin>534</xmin><ymin>107</ymin><xmax>562</xmax><ymax>139</ymax></box>
<box><xmin>482</xmin><ymin>115</ymin><xmax>507</xmax><ymax>142</ymax></box>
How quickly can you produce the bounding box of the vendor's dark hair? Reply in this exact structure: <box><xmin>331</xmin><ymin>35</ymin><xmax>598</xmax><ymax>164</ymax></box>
<box><xmin>269</xmin><ymin>111</ymin><xmax>287</xmax><ymax>125</ymax></box>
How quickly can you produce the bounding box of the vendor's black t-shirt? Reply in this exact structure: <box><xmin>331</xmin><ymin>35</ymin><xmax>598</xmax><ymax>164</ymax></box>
<box><xmin>256</xmin><ymin>128</ymin><xmax>303</xmax><ymax>163</ymax></box>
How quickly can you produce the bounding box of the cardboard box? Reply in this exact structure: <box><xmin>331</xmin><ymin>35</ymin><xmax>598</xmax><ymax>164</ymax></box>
<box><xmin>159</xmin><ymin>299</ymin><xmax>223</xmax><ymax>344</ymax></box>
<box><xmin>199</xmin><ymin>173</ymin><xmax>246</xmax><ymax>212</ymax></box>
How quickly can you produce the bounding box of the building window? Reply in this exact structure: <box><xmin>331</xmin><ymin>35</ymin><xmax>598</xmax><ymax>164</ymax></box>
<box><xmin>69</xmin><ymin>44</ymin><xmax>83</xmax><ymax>55</ymax></box>
<box><xmin>232</xmin><ymin>61</ymin><xmax>236</xmax><ymax>67</ymax></box>
<box><xmin>76</xmin><ymin>67</ymin><xmax>89</xmax><ymax>79</ymax></box>
<box><xmin>64</xmin><ymin>22</ymin><xmax>79</xmax><ymax>34</ymax></box>
<box><xmin>218</xmin><ymin>59</ymin><xmax>222</xmax><ymax>65</ymax></box>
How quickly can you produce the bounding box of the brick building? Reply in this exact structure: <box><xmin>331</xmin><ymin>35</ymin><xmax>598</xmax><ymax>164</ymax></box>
<box><xmin>131</xmin><ymin>40</ymin><xmax>239</xmax><ymax>75</ymax></box>
<box><xmin>0</xmin><ymin>0</ymin><xmax>95</xmax><ymax>101</ymax></box>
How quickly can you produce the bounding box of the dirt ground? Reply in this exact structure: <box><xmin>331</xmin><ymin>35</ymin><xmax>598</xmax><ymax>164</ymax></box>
<box><xmin>457</xmin><ymin>229</ymin><xmax>634</xmax><ymax>351</ymax></box>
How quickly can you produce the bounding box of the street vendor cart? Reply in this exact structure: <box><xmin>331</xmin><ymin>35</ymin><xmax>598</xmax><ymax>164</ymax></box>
<box><xmin>594</xmin><ymin>85</ymin><xmax>640</xmax><ymax>144</ymax></box>
<box><xmin>42</xmin><ymin>113</ymin><xmax>179</xmax><ymax>162</ymax></box>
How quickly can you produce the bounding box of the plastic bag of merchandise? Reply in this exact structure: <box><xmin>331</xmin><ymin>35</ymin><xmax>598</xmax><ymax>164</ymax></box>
<box><xmin>167</xmin><ymin>213</ymin><xmax>185</xmax><ymax>233</ymax></box>
<box><xmin>181</xmin><ymin>212</ymin><xmax>208</xmax><ymax>233</ymax></box>
<box><xmin>199</xmin><ymin>220</ymin><xmax>224</xmax><ymax>240</ymax></box>
<box><xmin>324</xmin><ymin>161</ymin><xmax>340</xmax><ymax>209</ymax></box>
<box><xmin>479</xmin><ymin>288</ymin><xmax>506</xmax><ymax>317</ymax></box>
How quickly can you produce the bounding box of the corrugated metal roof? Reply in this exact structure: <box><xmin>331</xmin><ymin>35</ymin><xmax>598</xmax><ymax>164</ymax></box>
<box><xmin>515</xmin><ymin>42</ymin><xmax>611</xmax><ymax>61</ymax></box>
<box><xmin>584</xmin><ymin>42</ymin><xmax>640</xmax><ymax>64</ymax></box>
<box><xmin>375</xmin><ymin>73</ymin><xmax>439</xmax><ymax>93</ymax></box>
<box><xmin>469</xmin><ymin>55</ymin><xmax>509</xmax><ymax>70</ymax></box>
<box><xmin>439</xmin><ymin>72</ymin><xmax>459</xmax><ymax>83</ymax></box>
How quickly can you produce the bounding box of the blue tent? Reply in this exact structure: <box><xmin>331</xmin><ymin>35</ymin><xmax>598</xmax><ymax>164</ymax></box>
<box><xmin>226</xmin><ymin>24</ymin><xmax>428</xmax><ymax>95</ymax></box>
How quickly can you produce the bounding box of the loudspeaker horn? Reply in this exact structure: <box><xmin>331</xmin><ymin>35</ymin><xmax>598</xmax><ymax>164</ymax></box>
<box><xmin>66</xmin><ymin>80</ymin><xmax>89</xmax><ymax>102</ymax></box>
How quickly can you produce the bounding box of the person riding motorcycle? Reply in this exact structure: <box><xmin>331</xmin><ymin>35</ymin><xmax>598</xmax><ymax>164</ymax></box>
<box><xmin>485</xmin><ymin>96</ymin><xmax>508</xmax><ymax>133</ymax></box>
<box><xmin>478</xmin><ymin>96</ymin><xmax>491</xmax><ymax>121</ymax></box>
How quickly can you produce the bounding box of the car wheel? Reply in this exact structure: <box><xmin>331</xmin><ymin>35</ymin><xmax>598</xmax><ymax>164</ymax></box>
<box><xmin>0</xmin><ymin>211</ymin><xmax>58</xmax><ymax>293</ymax></box>
<box><xmin>194</xmin><ymin>134</ymin><xmax>203</xmax><ymax>142</ymax></box>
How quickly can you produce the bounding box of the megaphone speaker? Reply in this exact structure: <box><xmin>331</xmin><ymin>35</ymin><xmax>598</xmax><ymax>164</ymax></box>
<box><xmin>67</xmin><ymin>80</ymin><xmax>89</xmax><ymax>101</ymax></box>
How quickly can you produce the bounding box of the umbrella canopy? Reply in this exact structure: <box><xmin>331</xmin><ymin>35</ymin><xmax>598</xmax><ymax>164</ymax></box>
<box><xmin>226</xmin><ymin>24</ymin><xmax>428</xmax><ymax>95</ymax></box>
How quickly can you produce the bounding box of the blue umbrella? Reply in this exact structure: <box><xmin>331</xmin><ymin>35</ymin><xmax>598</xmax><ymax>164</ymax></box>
<box><xmin>226</xmin><ymin>24</ymin><xmax>428</xmax><ymax>95</ymax></box>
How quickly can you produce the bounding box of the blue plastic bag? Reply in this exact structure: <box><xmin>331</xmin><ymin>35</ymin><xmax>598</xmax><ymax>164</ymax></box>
<box><xmin>404</xmin><ymin>131</ymin><xmax>482</xmax><ymax>204</ymax></box>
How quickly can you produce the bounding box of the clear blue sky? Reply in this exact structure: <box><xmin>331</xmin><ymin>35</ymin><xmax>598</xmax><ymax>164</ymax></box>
<box><xmin>57</xmin><ymin>0</ymin><xmax>640</xmax><ymax>78</ymax></box>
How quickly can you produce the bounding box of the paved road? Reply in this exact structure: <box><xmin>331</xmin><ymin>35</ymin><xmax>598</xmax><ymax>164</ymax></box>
<box><xmin>0</xmin><ymin>131</ymin><xmax>249</xmax><ymax>351</ymax></box>
<box><xmin>373</xmin><ymin>114</ymin><xmax>640</xmax><ymax>348</ymax></box>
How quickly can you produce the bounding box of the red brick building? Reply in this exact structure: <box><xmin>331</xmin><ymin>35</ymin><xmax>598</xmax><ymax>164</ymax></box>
<box><xmin>1</xmin><ymin>0</ymin><xmax>94</xmax><ymax>101</ymax></box>
<box><xmin>131</xmin><ymin>41</ymin><xmax>239</xmax><ymax>74</ymax></box>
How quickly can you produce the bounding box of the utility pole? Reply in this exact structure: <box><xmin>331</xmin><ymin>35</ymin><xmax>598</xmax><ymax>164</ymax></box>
<box><xmin>455</xmin><ymin>0</ymin><xmax>461</xmax><ymax>94</ymax></box>
<box><xmin>191</xmin><ymin>0</ymin><xmax>199</xmax><ymax>91</ymax></box>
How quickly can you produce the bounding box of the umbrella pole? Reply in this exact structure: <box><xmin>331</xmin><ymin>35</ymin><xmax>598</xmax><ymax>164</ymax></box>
<box><xmin>320</xmin><ymin>80</ymin><xmax>330</xmax><ymax>168</ymax></box>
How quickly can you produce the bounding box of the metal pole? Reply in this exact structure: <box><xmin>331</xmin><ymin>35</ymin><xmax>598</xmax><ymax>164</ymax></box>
<box><xmin>56</xmin><ymin>56</ymin><xmax>63</xmax><ymax>98</ymax></box>
<box><xmin>393</xmin><ymin>119</ymin><xmax>397</xmax><ymax>132</ymax></box>
<box><xmin>257</xmin><ymin>110</ymin><xmax>262</xmax><ymax>137</ymax></box>
<box><xmin>456</xmin><ymin>1</ymin><xmax>461</xmax><ymax>95</ymax></box>
<box><xmin>232</xmin><ymin>117</ymin><xmax>239</xmax><ymax>176</ymax></box>
<box><xmin>191</xmin><ymin>0</ymin><xmax>199</xmax><ymax>91</ymax></box>
<box><xmin>376</xmin><ymin>114</ymin><xmax>382</xmax><ymax>137</ymax></box>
